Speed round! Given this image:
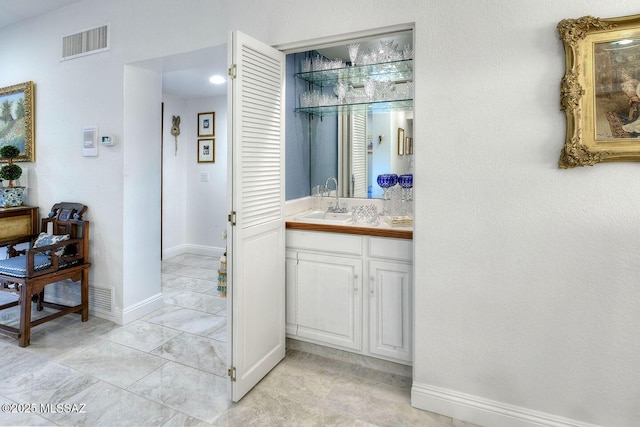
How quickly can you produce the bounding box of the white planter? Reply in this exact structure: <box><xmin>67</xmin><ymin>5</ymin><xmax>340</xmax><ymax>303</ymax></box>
<box><xmin>0</xmin><ymin>187</ymin><xmax>25</xmax><ymax>207</ymax></box>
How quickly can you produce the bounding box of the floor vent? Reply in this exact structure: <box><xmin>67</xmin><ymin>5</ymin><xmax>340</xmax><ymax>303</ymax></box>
<box><xmin>61</xmin><ymin>23</ymin><xmax>110</xmax><ymax>61</ymax></box>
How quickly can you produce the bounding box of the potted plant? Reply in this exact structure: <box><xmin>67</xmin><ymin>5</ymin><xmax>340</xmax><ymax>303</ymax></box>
<box><xmin>0</xmin><ymin>145</ymin><xmax>25</xmax><ymax>207</ymax></box>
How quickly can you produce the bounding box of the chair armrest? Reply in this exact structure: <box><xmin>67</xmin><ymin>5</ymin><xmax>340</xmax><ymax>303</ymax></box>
<box><xmin>6</xmin><ymin>234</ymin><xmax>37</xmax><ymax>258</ymax></box>
<box><xmin>25</xmin><ymin>237</ymin><xmax>86</xmax><ymax>277</ymax></box>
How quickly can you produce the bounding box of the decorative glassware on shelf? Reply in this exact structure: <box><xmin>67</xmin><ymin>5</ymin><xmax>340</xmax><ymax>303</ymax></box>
<box><xmin>347</xmin><ymin>43</ymin><xmax>360</xmax><ymax>66</ymax></box>
<box><xmin>301</xmin><ymin>57</ymin><xmax>312</xmax><ymax>72</ymax></box>
<box><xmin>364</xmin><ymin>79</ymin><xmax>376</xmax><ymax>101</ymax></box>
<box><xmin>403</xmin><ymin>44</ymin><xmax>414</xmax><ymax>60</ymax></box>
<box><xmin>294</xmin><ymin>37</ymin><xmax>413</xmax><ymax>115</ymax></box>
<box><xmin>377</xmin><ymin>173</ymin><xmax>398</xmax><ymax>215</ymax></box>
<box><xmin>333</xmin><ymin>82</ymin><xmax>347</xmax><ymax>104</ymax></box>
<box><xmin>398</xmin><ymin>174</ymin><xmax>413</xmax><ymax>216</ymax></box>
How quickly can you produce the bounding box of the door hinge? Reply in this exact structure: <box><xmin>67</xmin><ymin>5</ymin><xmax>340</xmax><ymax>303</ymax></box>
<box><xmin>228</xmin><ymin>366</ymin><xmax>236</xmax><ymax>381</ymax></box>
<box><xmin>228</xmin><ymin>64</ymin><xmax>237</xmax><ymax>79</ymax></box>
<box><xmin>228</xmin><ymin>211</ymin><xmax>237</xmax><ymax>226</ymax></box>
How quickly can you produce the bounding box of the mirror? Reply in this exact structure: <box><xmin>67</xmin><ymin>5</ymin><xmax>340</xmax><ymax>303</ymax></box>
<box><xmin>337</xmin><ymin>110</ymin><xmax>413</xmax><ymax>198</ymax></box>
<box><xmin>285</xmin><ymin>30</ymin><xmax>414</xmax><ymax>200</ymax></box>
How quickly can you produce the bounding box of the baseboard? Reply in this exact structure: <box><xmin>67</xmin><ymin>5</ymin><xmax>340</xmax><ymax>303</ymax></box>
<box><xmin>162</xmin><ymin>244</ymin><xmax>225</xmax><ymax>260</ymax></box>
<box><xmin>411</xmin><ymin>382</ymin><xmax>601</xmax><ymax>427</ymax></box>
<box><xmin>114</xmin><ymin>292</ymin><xmax>164</xmax><ymax>325</ymax></box>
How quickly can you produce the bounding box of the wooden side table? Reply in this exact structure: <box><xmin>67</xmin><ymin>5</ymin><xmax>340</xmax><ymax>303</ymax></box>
<box><xmin>0</xmin><ymin>206</ymin><xmax>38</xmax><ymax>247</ymax></box>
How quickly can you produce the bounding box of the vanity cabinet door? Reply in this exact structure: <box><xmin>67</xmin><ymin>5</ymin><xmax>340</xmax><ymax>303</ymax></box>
<box><xmin>296</xmin><ymin>252</ymin><xmax>363</xmax><ymax>351</ymax></box>
<box><xmin>285</xmin><ymin>250</ymin><xmax>298</xmax><ymax>336</ymax></box>
<box><xmin>368</xmin><ymin>260</ymin><xmax>412</xmax><ymax>363</ymax></box>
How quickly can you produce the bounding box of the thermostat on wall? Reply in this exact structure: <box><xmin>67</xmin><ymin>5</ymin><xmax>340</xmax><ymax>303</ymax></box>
<box><xmin>101</xmin><ymin>135</ymin><xmax>115</xmax><ymax>146</ymax></box>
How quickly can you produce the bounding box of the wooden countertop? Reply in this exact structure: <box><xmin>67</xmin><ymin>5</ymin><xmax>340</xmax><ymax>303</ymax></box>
<box><xmin>286</xmin><ymin>221</ymin><xmax>413</xmax><ymax>240</ymax></box>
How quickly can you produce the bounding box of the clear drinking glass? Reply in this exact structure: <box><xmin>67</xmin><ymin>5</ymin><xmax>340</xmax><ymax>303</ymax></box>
<box><xmin>364</xmin><ymin>79</ymin><xmax>376</xmax><ymax>101</ymax></box>
<box><xmin>333</xmin><ymin>82</ymin><xmax>347</xmax><ymax>104</ymax></box>
<box><xmin>347</xmin><ymin>43</ymin><xmax>360</xmax><ymax>66</ymax></box>
<box><xmin>403</xmin><ymin>44</ymin><xmax>414</xmax><ymax>60</ymax></box>
<box><xmin>301</xmin><ymin>57</ymin><xmax>311</xmax><ymax>72</ymax></box>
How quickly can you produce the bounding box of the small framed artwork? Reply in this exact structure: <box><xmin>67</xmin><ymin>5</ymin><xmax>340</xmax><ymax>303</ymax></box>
<box><xmin>0</xmin><ymin>81</ymin><xmax>35</xmax><ymax>162</ymax></box>
<box><xmin>397</xmin><ymin>128</ymin><xmax>405</xmax><ymax>155</ymax></box>
<box><xmin>405</xmin><ymin>136</ymin><xmax>413</xmax><ymax>155</ymax></box>
<box><xmin>197</xmin><ymin>112</ymin><xmax>215</xmax><ymax>137</ymax></box>
<box><xmin>558</xmin><ymin>13</ymin><xmax>640</xmax><ymax>167</ymax></box>
<box><xmin>198</xmin><ymin>138</ymin><xmax>215</xmax><ymax>163</ymax></box>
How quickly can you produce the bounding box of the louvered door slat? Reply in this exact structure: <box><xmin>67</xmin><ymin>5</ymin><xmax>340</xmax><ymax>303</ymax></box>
<box><xmin>239</xmin><ymin>45</ymin><xmax>283</xmax><ymax>229</ymax></box>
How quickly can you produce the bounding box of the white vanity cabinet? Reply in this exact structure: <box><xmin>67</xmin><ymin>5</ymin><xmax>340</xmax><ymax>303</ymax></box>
<box><xmin>296</xmin><ymin>252</ymin><xmax>362</xmax><ymax>350</ymax></box>
<box><xmin>286</xmin><ymin>230</ymin><xmax>363</xmax><ymax>350</ymax></box>
<box><xmin>367</xmin><ymin>237</ymin><xmax>413</xmax><ymax>363</ymax></box>
<box><xmin>286</xmin><ymin>229</ymin><xmax>413</xmax><ymax>365</ymax></box>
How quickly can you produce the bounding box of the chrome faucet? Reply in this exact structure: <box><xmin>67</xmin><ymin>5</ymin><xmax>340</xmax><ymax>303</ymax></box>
<box><xmin>325</xmin><ymin>176</ymin><xmax>347</xmax><ymax>213</ymax></box>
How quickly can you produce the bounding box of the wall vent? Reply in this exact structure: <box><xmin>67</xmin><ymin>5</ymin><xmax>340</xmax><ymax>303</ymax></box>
<box><xmin>89</xmin><ymin>286</ymin><xmax>113</xmax><ymax>315</ymax></box>
<box><xmin>45</xmin><ymin>281</ymin><xmax>114</xmax><ymax>318</ymax></box>
<box><xmin>61</xmin><ymin>23</ymin><xmax>110</xmax><ymax>61</ymax></box>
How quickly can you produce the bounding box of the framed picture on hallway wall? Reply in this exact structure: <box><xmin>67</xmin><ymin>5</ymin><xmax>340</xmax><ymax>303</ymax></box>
<box><xmin>0</xmin><ymin>81</ymin><xmax>35</xmax><ymax>162</ymax></box>
<box><xmin>198</xmin><ymin>138</ymin><xmax>215</xmax><ymax>163</ymax></box>
<box><xmin>558</xmin><ymin>13</ymin><xmax>640</xmax><ymax>168</ymax></box>
<box><xmin>197</xmin><ymin>112</ymin><xmax>215</xmax><ymax>137</ymax></box>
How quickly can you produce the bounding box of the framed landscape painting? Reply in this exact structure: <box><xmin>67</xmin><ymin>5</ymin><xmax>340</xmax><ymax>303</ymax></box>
<box><xmin>0</xmin><ymin>81</ymin><xmax>35</xmax><ymax>162</ymax></box>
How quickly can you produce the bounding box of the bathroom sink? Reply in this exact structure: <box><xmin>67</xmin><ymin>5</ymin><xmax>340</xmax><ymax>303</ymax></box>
<box><xmin>295</xmin><ymin>210</ymin><xmax>352</xmax><ymax>223</ymax></box>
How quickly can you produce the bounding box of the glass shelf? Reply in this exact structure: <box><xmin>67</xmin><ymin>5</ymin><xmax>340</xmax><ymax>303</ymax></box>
<box><xmin>295</xmin><ymin>98</ymin><xmax>413</xmax><ymax>116</ymax></box>
<box><xmin>295</xmin><ymin>59</ymin><xmax>413</xmax><ymax>86</ymax></box>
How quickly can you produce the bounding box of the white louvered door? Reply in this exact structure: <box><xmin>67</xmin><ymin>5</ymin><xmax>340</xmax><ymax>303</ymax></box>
<box><xmin>227</xmin><ymin>31</ymin><xmax>286</xmax><ymax>401</ymax></box>
<box><xmin>350</xmin><ymin>114</ymin><xmax>368</xmax><ymax>198</ymax></box>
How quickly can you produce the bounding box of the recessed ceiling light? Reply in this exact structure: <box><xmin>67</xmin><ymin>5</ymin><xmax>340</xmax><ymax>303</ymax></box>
<box><xmin>209</xmin><ymin>75</ymin><xmax>226</xmax><ymax>84</ymax></box>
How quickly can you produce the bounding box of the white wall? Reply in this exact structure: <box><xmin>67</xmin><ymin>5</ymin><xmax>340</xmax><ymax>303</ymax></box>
<box><xmin>2</xmin><ymin>0</ymin><xmax>640</xmax><ymax>426</ymax></box>
<box><xmin>161</xmin><ymin>95</ymin><xmax>188</xmax><ymax>256</ymax></box>
<box><xmin>121</xmin><ymin>65</ymin><xmax>163</xmax><ymax>321</ymax></box>
<box><xmin>186</xmin><ymin>96</ymin><xmax>228</xmax><ymax>255</ymax></box>
<box><xmin>161</xmin><ymin>95</ymin><xmax>227</xmax><ymax>259</ymax></box>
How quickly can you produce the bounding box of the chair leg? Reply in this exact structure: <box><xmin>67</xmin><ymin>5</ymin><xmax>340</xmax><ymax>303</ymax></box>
<box><xmin>18</xmin><ymin>285</ymin><xmax>32</xmax><ymax>347</ymax></box>
<box><xmin>81</xmin><ymin>269</ymin><xmax>89</xmax><ymax>322</ymax></box>
<box><xmin>37</xmin><ymin>290</ymin><xmax>45</xmax><ymax>311</ymax></box>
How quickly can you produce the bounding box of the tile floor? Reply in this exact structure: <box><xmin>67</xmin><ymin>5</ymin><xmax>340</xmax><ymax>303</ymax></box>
<box><xmin>0</xmin><ymin>253</ymin><xmax>478</xmax><ymax>426</ymax></box>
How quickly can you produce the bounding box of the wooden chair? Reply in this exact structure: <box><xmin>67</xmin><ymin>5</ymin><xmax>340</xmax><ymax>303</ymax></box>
<box><xmin>0</xmin><ymin>202</ymin><xmax>91</xmax><ymax>347</ymax></box>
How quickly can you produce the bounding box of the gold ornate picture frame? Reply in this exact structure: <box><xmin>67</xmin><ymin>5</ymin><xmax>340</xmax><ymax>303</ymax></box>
<box><xmin>558</xmin><ymin>13</ymin><xmax>640</xmax><ymax>168</ymax></box>
<box><xmin>0</xmin><ymin>81</ymin><xmax>35</xmax><ymax>162</ymax></box>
